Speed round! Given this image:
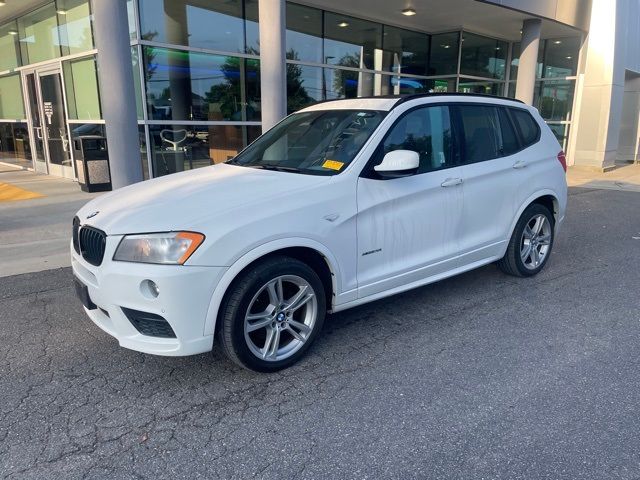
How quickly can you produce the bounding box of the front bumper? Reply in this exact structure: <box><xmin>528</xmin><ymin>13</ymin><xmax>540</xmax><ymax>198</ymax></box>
<box><xmin>71</xmin><ymin>236</ymin><xmax>226</xmax><ymax>356</ymax></box>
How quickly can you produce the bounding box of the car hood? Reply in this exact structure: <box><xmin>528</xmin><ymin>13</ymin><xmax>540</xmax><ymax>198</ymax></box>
<box><xmin>76</xmin><ymin>163</ymin><xmax>332</xmax><ymax>235</ymax></box>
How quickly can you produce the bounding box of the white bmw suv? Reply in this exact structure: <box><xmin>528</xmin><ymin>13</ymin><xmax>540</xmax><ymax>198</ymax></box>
<box><xmin>72</xmin><ymin>94</ymin><xmax>567</xmax><ymax>371</ymax></box>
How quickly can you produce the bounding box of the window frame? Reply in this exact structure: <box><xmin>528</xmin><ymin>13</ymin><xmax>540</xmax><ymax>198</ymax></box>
<box><xmin>360</xmin><ymin>102</ymin><xmax>463</xmax><ymax>180</ymax></box>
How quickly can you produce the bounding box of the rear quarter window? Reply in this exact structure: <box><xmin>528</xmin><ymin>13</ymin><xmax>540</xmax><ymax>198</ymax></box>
<box><xmin>510</xmin><ymin>108</ymin><xmax>540</xmax><ymax>147</ymax></box>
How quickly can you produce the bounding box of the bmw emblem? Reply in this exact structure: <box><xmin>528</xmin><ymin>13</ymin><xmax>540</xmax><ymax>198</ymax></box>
<box><xmin>86</xmin><ymin>211</ymin><xmax>99</xmax><ymax>219</ymax></box>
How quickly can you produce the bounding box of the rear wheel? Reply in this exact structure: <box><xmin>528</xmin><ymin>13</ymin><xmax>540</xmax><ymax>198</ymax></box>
<box><xmin>218</xmin><ymin>256</ymin><xmax>326</xmax><ymax>372</ymax></box>
<box><xmin>497</xmin><ymin>203</ymin><xmax>555</xmax><ymax>277</ymax></box>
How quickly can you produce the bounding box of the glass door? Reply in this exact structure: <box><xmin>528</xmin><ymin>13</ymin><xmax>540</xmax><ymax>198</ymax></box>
<box><xmin>37</xmin><ymin>69</ymin><xmax>74</xmax><ymax>178</ymax></box>
<box><xmin>23</xmin><ymin>66</ymin><xmax>75</xmax><ymax>179</ymax></box>
<box><xmin>24</xmin><ymin>73</ymin><xmax>47</xmax><ymax>174</ymax></box>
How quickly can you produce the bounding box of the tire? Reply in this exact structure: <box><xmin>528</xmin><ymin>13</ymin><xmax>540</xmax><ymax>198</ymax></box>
<box><xmin>218</xmin><ymin>255</ymin><xmax>326</xmax><ymax>372</ymax></box>
<box><xmin>497</xmin><ymin>203</ymin><xmax>555</xmax><ymax>277</ymax></box>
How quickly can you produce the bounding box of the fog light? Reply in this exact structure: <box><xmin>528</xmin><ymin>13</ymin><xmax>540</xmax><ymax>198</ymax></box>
<box><xmin>140</xmin><ymin>279</ymin><xmax>160</xmax><ymax>299</ymax></box>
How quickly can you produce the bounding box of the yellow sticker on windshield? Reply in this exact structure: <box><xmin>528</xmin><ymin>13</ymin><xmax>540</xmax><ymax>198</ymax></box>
<box><xmin>322</xmin><ymin>160</ymin><xmax>344</xmax><ymax>171</ymax></box>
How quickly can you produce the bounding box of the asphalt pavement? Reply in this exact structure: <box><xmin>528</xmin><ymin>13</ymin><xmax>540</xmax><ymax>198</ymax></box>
<box><xmin>1</xmin><ymin>187</ymin><xmax>640</xmax><ymax>479</ymax></box>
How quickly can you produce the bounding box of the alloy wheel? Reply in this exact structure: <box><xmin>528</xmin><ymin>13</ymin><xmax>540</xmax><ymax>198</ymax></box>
<box><xmin>520</xmin><ymin>213</ymin><xmax>552</xmax><ymax>270</ymax></box>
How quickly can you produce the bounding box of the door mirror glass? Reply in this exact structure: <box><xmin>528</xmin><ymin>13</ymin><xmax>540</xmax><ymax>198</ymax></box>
<box><xmin>374</xmin><ymin>150</ymin><xmax>419</xmax><ymax>175</ymax></box>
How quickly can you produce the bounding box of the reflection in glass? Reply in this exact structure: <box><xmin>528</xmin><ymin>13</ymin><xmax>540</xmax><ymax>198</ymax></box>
<box><xmin>286</xmin><ymin>3</ymin><xmax>323</xmax><ymax>63</ymax></box>
<box><xmin>0</xmin><ymin>22</ymin><xmax>21</xmax><ymax>71</ymax></box>
<box><xmin>324</xmin><ymin>68</ymin><xmax>373</xmax><ymax>99</ymax></box>
<box><xmin>17</xmin><ymin>3</ymin><xmax>61</xmax><ymax>64</ymax></box>
<box><xmin>539</xmin><ymin>37</ymin><xmax>580</xmax><ymax>78</ymax></box>
<box><xmin>460</xmin><ymin>32</ymin><xmax>507</xmax><ymax>79</ymax></box>
<box><xmin>547</xmin><ymin>123</ymin><xmax>570</xmax><ymax>151</ymax></box>
<box><xmin>149</xmin><ymin>124</ymin><xmax>249</xmax><ymax>177</ymax></box>
<box><xmin>56</xmin><ymin>0</ymin><xmax>93</xmax><ymax>56</ymax></box>
<box><xmin>287</xmin><ymin>64</ymin><xmax>323</xmax><ymax>114</ymax></box>
<box><xmin>458</xmin><ymin>78</ymin><xmax>504</xmax><ymax>96</ymax></box>
<box><xmin>382</xmin><ymin>26</ymin><xmax>429</xmax><ymax>76</ymax></box>
<box><xmin>127</xmin><ymin>0</ymin><xmax>137</xmax><ymax>40</ymax></box>
<box><xmin>534</xmin><ymin>80</ymin><xmax>575</xmax><ymax>121</ymax></box>
<box><xmin>0</xmin><ymin>75</ymin><xmax>26</xmax><ymax>119</ymax></box>
<box><xmin>131</xmin><ymin>47</ymin><xmax>144</xmax><ymax>120</ymax></box>
<box><xmin>244</xmin><ymin>0</ymin><xmax>260</xmax><ymax>54</ymax></box>
<box><xmin>63</xmin><ymin>56</ymin><xmax>101</xmax><ymax>120</ymax></box>
<box><xmin>144</xmin><ymin>47</ymin><xmax>244</xmax><ymax>121</ymax></box>
<box><xmin>510</xmin><ymin>43</ymin><xmax>520</xmax><ymax>80</ymax></box>
<box><xmin>139</xmin><ymin>125</ymin><xmax>149</xmax><ymax>179</ymax></box>
<box><xmin>429</xmin><ymin>32</ymin><xmax>459</xmax><ymax>76</ymax></box>
<box><xmin>138</xmin><ymin>0</ymin><xmax>245</xmax><ymax>53</ymax></box>
<box><xmin>0</xmin><ymin>122</ymin><xmax>32</xmax><ymax>169</ymax></box>
<box><xmin>324</xmin><ymin>12</ymin><xmax>382</xmax><ymax>70</ymax></box>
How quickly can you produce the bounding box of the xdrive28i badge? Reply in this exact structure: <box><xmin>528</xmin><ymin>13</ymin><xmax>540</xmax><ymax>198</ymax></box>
<box><xmin>86</xmin><ymin>211</ymin><xmax>99</xmax><ymax>219</ymax></box>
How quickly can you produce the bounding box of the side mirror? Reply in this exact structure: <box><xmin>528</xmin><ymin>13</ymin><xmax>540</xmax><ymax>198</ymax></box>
<box><xmin>374</xmin><ymin>150</ymin><xmax>419</xmax><ymax>177</ymax></box>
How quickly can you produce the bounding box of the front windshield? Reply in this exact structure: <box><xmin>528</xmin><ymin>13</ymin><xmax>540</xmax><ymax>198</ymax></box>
<box><xmin>228</xmin><ymin>109</ymin><xmax>385</xmax><ymax>175</ymax></box>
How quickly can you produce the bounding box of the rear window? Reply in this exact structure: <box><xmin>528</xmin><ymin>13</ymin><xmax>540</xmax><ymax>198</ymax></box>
<box><xmin>510</xmin><ymin>109</ymin><xmax>540</xmax><ymax>147</ymax></box>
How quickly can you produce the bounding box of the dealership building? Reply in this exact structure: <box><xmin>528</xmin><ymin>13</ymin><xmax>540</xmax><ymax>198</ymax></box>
<box><xmin>0</xmin><ymin>0</ymin><xmax>638</xmax><ymax>188</ymax></box>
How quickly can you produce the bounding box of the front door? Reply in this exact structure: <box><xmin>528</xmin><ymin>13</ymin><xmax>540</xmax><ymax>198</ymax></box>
<box><xmin>24</xmin><ymin>68</ymin><xmax>74</xmax><ymax>179</ymax></box>
<box><xmin>356</xmin><ymin>104</ymin><xmax>465</xmax><ymax>299</ymax></box>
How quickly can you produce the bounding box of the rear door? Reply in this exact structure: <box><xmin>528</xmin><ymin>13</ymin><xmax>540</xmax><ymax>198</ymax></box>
<box><xmin>455</xmin><ymin>103</ymin><xmax>523</xmax><ymax>259</ymax></box>
<box><xmin>356</xmin><ymin>104</ymin><xmax>465</xmax><ymax>298</ymax></box>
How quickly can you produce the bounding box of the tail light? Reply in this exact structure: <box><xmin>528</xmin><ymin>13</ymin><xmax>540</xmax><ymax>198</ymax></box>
<box><xmin>557</xmin><ymin>151</ymin><xmax>567</xmax><ymax>173</ymax></box>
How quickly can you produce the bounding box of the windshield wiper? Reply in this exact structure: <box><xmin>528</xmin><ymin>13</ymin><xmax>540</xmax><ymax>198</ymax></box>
<box><xmin>250</xmin><ymin>164</ymin><xmax>302</xmax><ymax>173</ymax></box>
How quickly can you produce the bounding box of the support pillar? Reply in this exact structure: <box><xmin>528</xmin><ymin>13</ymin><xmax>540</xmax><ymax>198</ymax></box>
<box><xmin>91</xmin><ymin>0</ymin><xmax>143</xmax><ymax>188</ymax></box>
<box><xmin>515</xmin><ymin>19</ymin><xmax>542</xmax><ymax>105</ymax></box>
<box><xmin>258</xmin><ymin>0</ymin><xmax>287</xmax><ymax>132</ymax></box>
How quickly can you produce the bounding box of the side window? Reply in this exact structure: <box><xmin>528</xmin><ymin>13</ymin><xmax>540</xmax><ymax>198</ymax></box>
<box><xmin>498</xmin><ymin>108</ymin><xmax>520</xmax><ymax>155</ymax></box>
<box><xmin>380</xmin><ymin>105</ymin><xmax>454</xmax><ymax>174</ymax></box>
<box><xmin>510</xmin><ymin>108</ymin><xmax>540</xmax><ymax>147</ymax></box>
<box><xmin>457</xmin><ymin>105</ymin><xmax>501</xmax><ymax>163</ymax></box>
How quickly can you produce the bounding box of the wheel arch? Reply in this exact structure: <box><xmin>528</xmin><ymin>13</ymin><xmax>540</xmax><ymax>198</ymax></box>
<box><xmin>203</xmin><ymin>238</ymin><xmax>340</xmax><ymax>337</ymax></box>
<box><xmin>503</xmin><ymin>190</ymin><xmax>560</xmax><ymax>254</ymax></box>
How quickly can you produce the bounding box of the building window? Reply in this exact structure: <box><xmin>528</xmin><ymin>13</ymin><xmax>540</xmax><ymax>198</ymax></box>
<box><xmin>286</xmin><ymin>64</ymin><xmax>323</xmax><ymax>114</ymax></box>
<box><xmin>460</xmin><ymin>32</ymin><xmax>508</xmax><ymax>80</ymax></box>
<box><xmin>286</xmin><ymin>3</ymin><xmax>323</xmax><ymax>64</ymax></box>
<box><xmin>0</xmin><ymin>21</ymin><xmax>21</xmax><ymax>71</ymax></box>
<box><xmin>458</xmin><ymin>78</ymin><xmax>504</xmax><ymax>96</ymax></box>
<box><xmin>63</xmin><ymin>56</ymin><xmax>101</xmax><ymax>120</ymax></box>
<box><xmin>143</xmin><ymin>46</ymin><xmax>261</xmax><ymax>122</ymax></box>
<box><xmin>138</xmin><ymin>0</ymin><xmax>250</xmax><ymax>54</ymax></box>
<box><xmin>429</xmin><ymin>32</ymin><xmax>459</xmax><ymax>76</ymax></box>
<box><xmin>17</xmin><ymin>3</ymin><xmax>61</xmax><ymax>64</ymax></box>
<box><xmin>381</xmin><ymin>26</ymin><xmax>429</xmax><ymax>76</ymax></box>
<box><xmin>0</xmin><ymin>75</ymin><xmax>25</xmax><ymax>119</ymax></box>
<box><xmin>56</xmin><ymin>0</ymin><xmax>93</xmax><ymax>56</ymax></box>
<box><xmin>0</xmin><ymin>123</ymin><xmax>31</xmax><ymax>169</ymax></box>
<box><xmin>148</xmin><ymin>124</ymin><xmax>259</xmax><ymax>177</ymax></box>
<box><xmin>538</xmin><ymin>37</ymin><xmax>580</xmax><ymax>79</ymax></box>
<box><xmin>534</xmin><ymin>79</ymin><xmax>576</xmax><ymax>121</ymax></box>
<box><xmin>323</xmin><ymin>12</ymin><xmax>382</xmax><ymax>70</ymax></box>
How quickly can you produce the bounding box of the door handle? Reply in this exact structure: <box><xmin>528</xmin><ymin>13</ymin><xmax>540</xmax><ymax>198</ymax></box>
<box><xmin>441</xmin><ymin>177</ymin><xmax>463</xmax><ymax>187</ymax></box>
<box><xmin>34</xmin><ymin>126</ymin><xmax>43</xmax><ymax>140</ymax></box>
<box><xmin>513</xmin><ymin>160</ymin><xmax>527</xmax><ymax>169</ymax></box>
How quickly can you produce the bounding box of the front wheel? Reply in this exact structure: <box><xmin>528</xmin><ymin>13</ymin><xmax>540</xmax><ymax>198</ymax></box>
<box><xmin>218</xmin><ymin>256</ymin><xmax>326</xmax><ymax>372</ymax></box>
<box><xmin>497</xmin><ymin>203</ymin><xmax>555</xmax><ymax>277</ymax></box>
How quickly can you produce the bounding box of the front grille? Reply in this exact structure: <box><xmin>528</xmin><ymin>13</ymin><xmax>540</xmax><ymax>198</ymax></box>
<box><xmin>79</xmin><ymin>226</ymin><xmax>107</xmax><ymax>266</ymax></box>
<box><xmin>121</xmin><ymin>307</ymin><xmax>176</xmax><ymax>338</ymax></box>
<box><xmin>72</xmin><ymin>216</ymin><xmax>80</xmax><ymax>253</ymax></box>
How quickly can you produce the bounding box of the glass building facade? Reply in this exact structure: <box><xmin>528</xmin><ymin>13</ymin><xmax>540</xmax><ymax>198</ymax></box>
<box><xmin>0</xmin><ymin>0</ymin><xmax>582</xmax><ymax>179</ymax></box>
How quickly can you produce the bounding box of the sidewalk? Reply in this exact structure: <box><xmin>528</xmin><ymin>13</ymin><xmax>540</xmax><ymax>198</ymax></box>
<box><xmin>0</xmin><ymin>166</ymin><xmax>98</xmax><ymax>277</ymax></box>
<box><xmin>567</xmin><ymin>163</ymin><xmax>640</xmax><ymax>192</ymax></box>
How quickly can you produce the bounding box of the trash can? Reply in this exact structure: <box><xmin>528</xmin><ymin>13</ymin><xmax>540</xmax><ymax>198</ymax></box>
<box><xmin>73</xmin><ymin>136</ymin><xmax>112</xmax><ymax>192</ymax></box>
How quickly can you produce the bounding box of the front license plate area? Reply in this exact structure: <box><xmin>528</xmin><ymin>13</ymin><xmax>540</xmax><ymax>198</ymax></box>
<box><xmin>74</xmin><ymin>276</ymin><xmax>97</xmax><ymax>310</ymax></box>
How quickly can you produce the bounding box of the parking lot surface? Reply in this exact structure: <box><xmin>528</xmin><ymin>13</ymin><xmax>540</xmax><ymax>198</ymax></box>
<box><xmin>1</xmin><ymin>187</ymin><xmax>640</xmax><ymax>479</ymax></box>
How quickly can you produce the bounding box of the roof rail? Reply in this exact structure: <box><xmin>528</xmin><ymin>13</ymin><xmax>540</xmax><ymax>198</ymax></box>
<box><xmin>393</xmin><ymin>92</ymin><xmax>525</xmax><ymax>106</ymax></box>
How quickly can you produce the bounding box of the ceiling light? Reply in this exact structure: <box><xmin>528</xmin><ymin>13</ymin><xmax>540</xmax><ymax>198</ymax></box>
<box><xmin>57</xmin><ymin>9</ymin><xmax>67</xmax><ymax>15</ymax></box>
<box><xmin>8</xmin><ymin>30</ymin><xmax>17</xmax><ymax>35</ymax></box>
<box><xmin>338</xmin><ymin>21</ymin><xmax>349</xmax><ymax>28</ymax></box>
<box><xmin>402</xmin><ymin>8</ymin><xmax>417</xmax><ymax>16</ymax></box>
<box><xmin>554</xmin><ymin>40</ymin><xmax>562</xmax><ymax>44</ymax></box>
<box><xmin>495</xmin><ymin>47</ymin><xmax>501</xmax><ymax>51</ymax></box>
<box><xmin>566</xmin><ymin>56</ymin><xmax>573</xmax><ymax>59</ymax></box>
<box><xmin>441</xmin><ymin>44</ymin><xmax>450</xmax><ymax>49</ymax></box>
<box><xmin>0</xmin><ymin>1</ymin><xmax>6</xmax><ymax>6</ymax></box>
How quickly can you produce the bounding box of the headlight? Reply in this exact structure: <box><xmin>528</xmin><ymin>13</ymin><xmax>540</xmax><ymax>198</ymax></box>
<box><xmin>113</xmin><ymin>232</ymin><xmax>205</xmax><ymax>265</ymax></box>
